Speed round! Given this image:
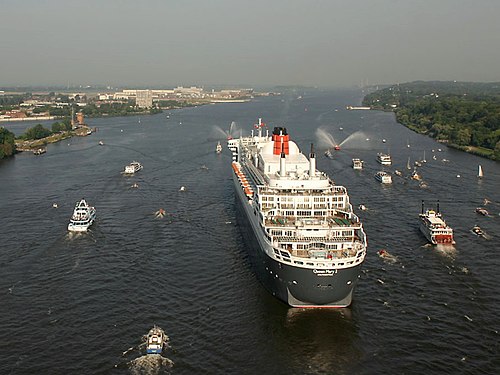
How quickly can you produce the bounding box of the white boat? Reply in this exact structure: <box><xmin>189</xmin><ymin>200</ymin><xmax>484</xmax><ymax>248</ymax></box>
<box><xmin>422</xmin><ymin>151</ymin><xmax>427</xmax><ymax>163</ymax></box>
<box><xmin>407</xmin><ymin>157</ymin><xmax>411</xmax><ymax>170</ymax></box>
<box><xmin>216</xmin><ymin>141</ymin><xmax>222</xmax><ymax>154</ymax></box>
<box><xmin>471</xmin><ymin>225</ymin><xmax>484</xmax><ymax>237</ymax></box>
<box><xmin>419</xmin><ymin>202</ymin><xmax>455</xmax><ymax>245</ymax></box>
<box><xmin>68</xmin><ymin>199</ymin><xmax>96</xmax><ymax>232</ymax></box>
<box><xmin>124</xmin><ymin>161</ymin><xmax>143</xmax><ymax>174</ymax></box>
<box><xmin>146</xmin><ymin>326</ymin><xmax>167</xmax><ymax>354</ymax></box>
<box><xmin>375</xmin><ymin>171</ymin><xmax>392</xmax><ymax>184</ymax></box>
<box><xmin>414</xmin><ymin>161</ymin><xmax>422</xmax><ymax>167</ymax></box>
<box><xmin>475</xmin><ymin>207</ymin><xmax>489</xmax><ymax>216</ymax></box>
<box><xmin>411</xmin><ymin>169</ymin><xmax>422</xmax><ymax>181</ymax></box>
<box><xmin>478</xmin><ymin>165</ymin><xmax>483</xmax><ymax>178</ymax></box>
<box><xmin>394</xmin><ymin>170</ymin><xmax>402</xmax><ymax>176</ymax></box>
<box><xmin>98</xmin><ymin>140</ymin><xmax>104</xmax><ymax>146</ymax></box>
<box><xmin>376</xmin><ymin>153</ymin><xmax>392</xmax><ymax>165</ymax></box>
<box><xmin>324</xmin><ymin>149</ymin><xmax>334</xmax><ymax>159</ymax></box>
<box><xmin>352</xmin><ymin>158</ymin><xmax>363</xmax><ymax>170</ymax></box>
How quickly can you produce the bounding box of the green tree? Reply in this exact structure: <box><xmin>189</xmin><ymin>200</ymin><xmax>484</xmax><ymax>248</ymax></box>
<box><xmin>0</xmin><ymin>127</ymin><xmax>16</xmax><ymax>159</ymax></box>
<box><xmin>24</xmin><ymin>124</ymin><xmax>51</xmax><ymax>140</ymax></box>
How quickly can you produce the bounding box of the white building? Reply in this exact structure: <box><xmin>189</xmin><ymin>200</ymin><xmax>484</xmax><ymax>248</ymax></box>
<box><xmin>136</xmin><ymin>90</ymin><xmax>153</xmax><ymax>108</ymax></box>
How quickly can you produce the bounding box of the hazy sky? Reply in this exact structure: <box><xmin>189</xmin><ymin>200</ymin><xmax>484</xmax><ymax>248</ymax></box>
<box><xmin>1</xmin><ymin>0</ymin><xmax>500</xmax><ymax>88</ymax></box>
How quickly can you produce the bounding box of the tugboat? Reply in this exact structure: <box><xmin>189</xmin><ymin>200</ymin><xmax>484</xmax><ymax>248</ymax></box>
<box><xmin>146</xmin><ymin>326</ymin><xmax>167</xmax><ymax>354</ymax></box>
<box><xmin>419</xmin><ymin>201</ymin><xmax>455</xmax><ymax>245</ymax></box>
<box><xmin>68</xmin><ymin>199</ymin><xmax>96</xmax><ymax>232</ymax></box>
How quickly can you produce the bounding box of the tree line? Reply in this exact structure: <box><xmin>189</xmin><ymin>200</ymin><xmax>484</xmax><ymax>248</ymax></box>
<box><xmin>363</xmin><ymin>81</ymin><xmax>500</xmax><ymax>160</ymax></box>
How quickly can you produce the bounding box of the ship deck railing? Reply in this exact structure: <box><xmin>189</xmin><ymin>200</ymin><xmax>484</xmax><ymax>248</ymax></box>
<box><xmin>258</xmin><ymin>189</ymin><xmax>346</xmax><ymax>197</ymax></box>
<box><xmin>264</xmin><ymin>216</ymin><xmax>359</xmax><ymax>228</ymax></box>
<box><xmin>288</xmin><ymin>248</ymin><xmax>359</xmax><ymax>260</ymax></box>
<box><xmin>272</xmin><ymin>235</ymin><xmax>361</xmax><ymax>244</ymax></box>
<box><xmin>241</xmin><ymin>159</ymin><xmax>266</xmax><ymax>185</ymax></box>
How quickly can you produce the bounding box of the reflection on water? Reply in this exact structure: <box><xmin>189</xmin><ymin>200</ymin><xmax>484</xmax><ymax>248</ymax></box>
<box><xmin>279</xmin><ymin>307</ymin><xmax>360</xmax><ymax>374</ymax></box>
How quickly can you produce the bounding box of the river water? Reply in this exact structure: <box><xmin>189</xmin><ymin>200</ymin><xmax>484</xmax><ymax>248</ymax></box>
<box><xmin>1</xmin><ymin>89</ymin><xmax>499</xmax><ymax>374</ymax></box>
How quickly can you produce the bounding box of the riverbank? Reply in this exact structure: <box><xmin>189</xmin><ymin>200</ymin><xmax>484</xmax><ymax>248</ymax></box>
<box><xmin>362</xmin><ymin>81</ymin><xmax>500</xmax><ymax>161</ymax></box>
<box><xmin>0</xmin><ymin>115</ymin><xmax>56</xmax><ymax>123</ymax></box>
<box><xmin>14</xmin><ymin>126</ymin><xmax>92</xmax><ymax>152</ymax></box>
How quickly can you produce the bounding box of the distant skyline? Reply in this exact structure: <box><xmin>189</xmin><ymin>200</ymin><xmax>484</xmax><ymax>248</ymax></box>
<box><xmin>1</xmin><ymin>0</ymin><xmax>500</xmax><ymax>88</ymax></box>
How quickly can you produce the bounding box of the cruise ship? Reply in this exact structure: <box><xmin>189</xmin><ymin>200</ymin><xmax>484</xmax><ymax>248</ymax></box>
<box><xmin>419</xmin><ymin>201</ymin><xmax>455</xmax><ymax>245</ymax></box>
<box><xmin>376</xmin><ymin>152</ymin><xmax>392</xmax><ymax>165</ymax></box>
<box><xmin>227</xmin><ymin>119</ymin><xmax>367</xmax><ymax>308</ymax></box>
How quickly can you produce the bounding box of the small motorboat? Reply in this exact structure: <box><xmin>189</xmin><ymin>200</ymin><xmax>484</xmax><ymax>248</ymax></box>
<box><xmin>324</xmin><ymin>149</ymin><xmax>333</xmax><ymax>159</ymax></box>
<box><xmin>98</xmin><ymin>140</ymin><xmax>104</xmax><ymax>146</ymax></box>
<box><xmin>471</xmin><ymin>225</ymin><xmax>484</xmax><ymax>237</ymax></box>
<box><xmin>358</xmin><ymin>204</ymin><xmax>367</xmax><ymax>211</ymax></box>
<box><xmin>475</xmin><ymin>207</ymin><xmax>489</xmax><ymax>216</ymax></box>
<box><xmin>378</xmin><ymin>249</ymin><xmax>397</xmax><ymax>263</ymax></box>
<box><xmin>124</xmin><ymin>161</ymin><xmax>143</xmax><ymax>174</ymax></box>
<box><xmin>131</xmin><ymin>183</ymin><xmax>139</xmax><ymax>188</ymax></box>
<box><xmin>394</xmin><ymin>170</ymin><xmax>402</xmax><ymax>176</ymax></box>
<box><xmin>155</xmin><ymin>209</ymin><xmax>166</xmax><ymax>218</ymax></box>
<box><xmin>179</xmin><ymin>186</ymin><xmax>186</xmax><ymax>192</ymax></box>
<box><xmin>216</xmin><ymin>141</ymin><xmax>222</xmax><ymax>154</ymax></box>
<box><xmin>52</xmin><ymin>203</ymin><xmax>58</xmax><ymax>208</ymax></box>
<box><xmin>146</xmin><ymin>326</ymin><xmax>167</xmax><ymax>354</ymax></box>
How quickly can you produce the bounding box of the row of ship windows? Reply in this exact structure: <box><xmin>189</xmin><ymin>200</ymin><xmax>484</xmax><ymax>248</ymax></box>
<box><xmin>262</xmin><ymin>207</ymin><xmax>344</xmax><ymax>215</ymax></box>
<box><xmin>261</xmin><ymin>196</ymin><xmax>344</xmax><ymax>203</ymax></box>
<box><xmin>270</xmin><ymin>230</ymin><xmax>353</xmax><ymax>237</ymax></box>
<box><xmin>276</xmin><ymin>243</ymin><xmax>346</xmax><ymax>250</ymax></box>
<box><xmin>273</xmin><ymin>252</ymin><xmax>361</xmax><ymax>267</ymax></box>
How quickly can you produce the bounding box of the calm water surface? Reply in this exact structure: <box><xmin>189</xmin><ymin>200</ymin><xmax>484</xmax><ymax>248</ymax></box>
<box><xmin>1</xmin><ymin>89</ymin><xmax>499</xmax><ymax>374</ymax></box>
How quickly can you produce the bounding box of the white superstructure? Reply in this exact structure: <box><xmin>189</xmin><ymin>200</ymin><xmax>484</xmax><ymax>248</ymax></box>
<box><xmin>352</xmin><ymin>158</ymin><xmax>363</xmax><ymax>170</ymax></box>
<box><xmin>377</xmin><ymin>152</ymin><xmax>392</xmax><ymax>165</ymax></box>
<box><xmin>124</xmin><ymin>161</ymin><xmax>143</xmax><ymax>174</ymax></box>
<box><xmin>375</xmin><ymin>171</ymin><xmax>392</xmax><ymax>184</ymax></box>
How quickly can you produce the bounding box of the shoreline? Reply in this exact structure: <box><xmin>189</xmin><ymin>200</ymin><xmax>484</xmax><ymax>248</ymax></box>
<box><xmin>0</xmin><ymin>116</ymin><xmax>56</xmax><ymax>123</ymax></box>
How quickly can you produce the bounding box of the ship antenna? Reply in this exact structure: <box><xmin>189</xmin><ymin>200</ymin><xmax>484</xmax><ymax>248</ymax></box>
<box><xmin>310</xmin><ymin>143</ymin><xmax>315</xmax><ymax>157</ymax></box>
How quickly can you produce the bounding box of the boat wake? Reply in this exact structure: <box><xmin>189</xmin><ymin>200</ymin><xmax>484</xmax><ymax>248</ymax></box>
<box><xmin>434</xmin><ymin>244</ymin><xmax>457</xmax><ymax>259</ymax></box>
<box><xmin>128</xmin><ymin>354</ymin><xmax>173</xmax><ymax>375</ymax></box>
<box><xmin>119</xmin><ymin>326</ymin><xmax>174</xmax><ymax>374</ymax></box>
<box><xmin>378</xmin><ymin>249</ymin><xmax>399</xmax><ymax>264</ymax></box>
